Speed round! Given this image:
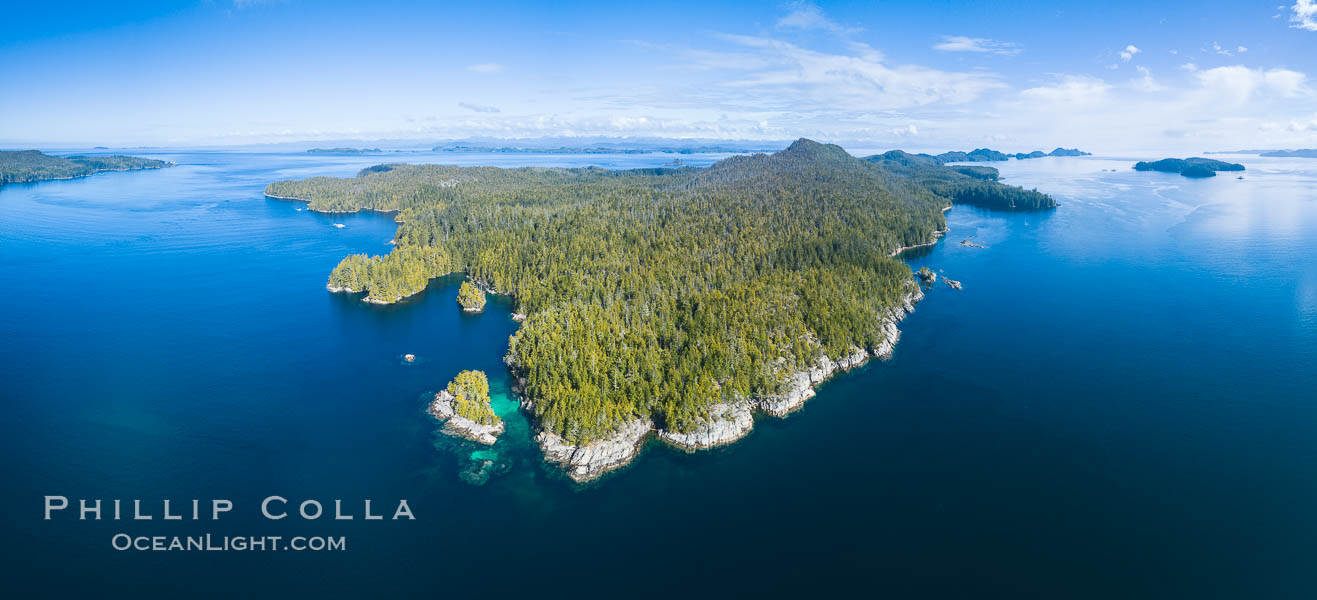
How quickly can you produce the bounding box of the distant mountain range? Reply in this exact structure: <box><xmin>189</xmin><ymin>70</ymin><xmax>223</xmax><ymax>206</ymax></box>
<box><xmin>307</xmin><ymin>147</ymin><xmax>383</xmax><ymax>154</ymax></box>
<box><xmin>874</xmin><ymin>147</ymin><xmax>1090</xmax><ymax>165</ymax></box>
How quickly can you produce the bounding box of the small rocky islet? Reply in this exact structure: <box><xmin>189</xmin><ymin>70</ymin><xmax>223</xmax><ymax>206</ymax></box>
<box><xmin>429</xmin><ymin>370</ymin><xmax>504</xmax><ymax>446</ymax></box>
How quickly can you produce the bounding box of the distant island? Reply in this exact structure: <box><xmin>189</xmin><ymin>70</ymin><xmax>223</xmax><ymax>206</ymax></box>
<box><xmin>886</xmin><ymin>147</ymin><xmax>1090</xmax><ymax>164</ymax></box>
<box><xmin>267</xmin><ymin>139</ymin><xmax>1057</xmax><ymax>482</ymax></box>
<box><xmin>936</xmin><ymin>148</ymin><xmax>1010</xmax><ymax>162</ymax></box>
<box><xmin>1260</xmin><ymin>149</ymin><xmax>1317</xmax><ymax>158</ymax></box>
<box><xmin>1133</xmin><ymin>157</ymin><xmax>1245</xmax><ymax>178</ymax></box>
<box><xmin>307</xmin><ymin>147</ymin><xmax>382</xmax><ymax>154</ymax></box>
<box><xmin>1206</xmin><ymin>149</ymin><xmax>1317</xmax><ymax>158</ymax></box>
<box><xmin>0</xmin><ymin>150</ymin><xmax>172</xmax><ymax>186</ymax></box>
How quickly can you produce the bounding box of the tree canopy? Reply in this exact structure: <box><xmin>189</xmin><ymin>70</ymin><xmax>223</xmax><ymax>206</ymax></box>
<box><xmin>457</xmin><ymin>281</ymin><xmax>486</xmax><ymax>311</ymax></box>
<box><xmin>447</xmin><ymin>370</ymin><xmax>498</xmax><ymax>426</ymax></box>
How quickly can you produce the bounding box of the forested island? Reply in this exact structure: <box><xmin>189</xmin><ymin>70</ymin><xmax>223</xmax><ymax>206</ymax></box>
<box><xmin>1041</xmin><ymin>148</ymin><xmax>1090</xmax><ymax>157</ymax></box>
<box><xmin>884</xmin><ymin>147</ymin><xmax>1090</xmax><ymax>164</ymax></box>
<box><xmin>0</xmin><ymin>150</ymin><xmax>172</xmax><ymax>185</ymax></box>
<box><xmin>949</xmin><ymin>147</ymin><xmax>1090</xmax><ymax>162</ymax></box>
<box><xmin>457</xmin><ymin>281</ymin><xmax>486</xmax><ymax>312</ymax></box>
<box><xmin>429</xmin><ymin>370</ymin><xmax>502</xmax><ymax>445</ymax></box>
<box><xmin>307</xmin><ymin>147</ymin><xmax>383</xmax><ymax>154</ymax></box>
<box><xmin>267</xmin><ymin>139</ymin><xmax>1057</xmax><ymax>481</ymax></box>
<box><xmin>1133</xmin><ymin>157</ymin><xmax>1245</xmax><ymax>178</ymax></box>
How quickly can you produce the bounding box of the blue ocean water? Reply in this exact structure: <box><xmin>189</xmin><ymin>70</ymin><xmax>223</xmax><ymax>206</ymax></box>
<box><xmin>1</xmin><ymin>151</ymin><xmax>1315</xmax><ymax>598</ymax></box>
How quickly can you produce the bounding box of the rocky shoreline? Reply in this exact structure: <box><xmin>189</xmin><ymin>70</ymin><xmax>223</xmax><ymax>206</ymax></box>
<box><xmin>517</xmin><ymin>282</ymin><xmax>926</xmax><ymax>482</ymax></box>
<box><xmin>657</xmin><ymin>401</ymin><xmax>755</xmax><ymax>450</ymax></box>
<box><xmin>428</xmin><ymin>389</ymin><xmax>505</xmax><ymax>445</ymax></box>
<box><xmin>757</xmin><ymin>284</ymin><xmax>921</xmax><ymax>417</ymax></box>
<box><xmin>326</xmin><ymin>282</ymin><xmax>407</xmax><ymax>304</ymax></box>
<box><xmin>536</xmin><ymin>418</ymin><xmax>654</xmax><ymax>482</ymax></box>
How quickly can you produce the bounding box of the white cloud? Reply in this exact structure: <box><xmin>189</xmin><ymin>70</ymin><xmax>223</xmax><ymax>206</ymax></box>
<box><xmin>1132</xmin><ymin>66</ymin><xmax>1165</xmax><ymax>92</ymax></box>
<box><xmin>707</xmin><ymin>33</ymin><xmax>1007</xmax><ymax>111</ymax></box>
<box><xmin>1211</xmin><ymin>42</ymin><xmax>1233</xmax><ymax>56</ymax></box>
<box><xmin>1021</xmin><ymin>75</ymin><xmax>1112</xmax><ymax>106</ymax></box>
<box><xmin>1238</xmin><ymin>46</ymin><xmax>1248</xmax><ymax>53</ymax></box>
<box><xmin>777</xmin><ymin>2</ymin><xmax>860</xmax><ymax>34</ymax></box>
<box><xmin>1119</xmin><ymin>45</ymin><xmax>1141</xmax><ymax>61</ymax></box>
<box><xmin>1194</xmin><ymin>65</ymin><xmax>1309</xmax><ymax>103</ymax></box>
<box><xmin>891</xmin><ymin>124</ymin><xmax>918</xmax><ymax>136</ymax></box>
<box><xmin>933</xmin><ymin>36</ymin><xmax>1022</xmax><ymax>56</ymax></box>
<box><xmin>1293</xmin><ymin>0</ymin><xmax>1317</xmax><ymax>30</ymax></box>
<box><xmin>458</xmin><ymin>102</ymin><xmax>500</xmax><ymax>113</ymax></box>
<box><xmin>467</xmin><ymin>63</ymin><xmax>504</xmax><ymax>73</ymax></box>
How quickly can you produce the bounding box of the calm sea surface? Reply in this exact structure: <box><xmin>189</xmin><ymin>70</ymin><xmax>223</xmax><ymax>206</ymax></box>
<box><xmin>2</xmin><ymin>150</ymin><xmax>1315</xmax><ymax>598</ymax></box>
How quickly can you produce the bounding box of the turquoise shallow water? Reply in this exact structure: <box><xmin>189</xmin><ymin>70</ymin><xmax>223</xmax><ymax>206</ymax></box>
<box><xmin>1</xmin><ymin>151</ymin><xmax>1315</xmax><ymax>598</ymax></box>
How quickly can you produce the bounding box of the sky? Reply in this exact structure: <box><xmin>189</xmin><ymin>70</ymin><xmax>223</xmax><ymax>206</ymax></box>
<box><xmin>2</xmin><ymin>0</ymin><xmax>1316</xmax><ymax>153</ymax></box>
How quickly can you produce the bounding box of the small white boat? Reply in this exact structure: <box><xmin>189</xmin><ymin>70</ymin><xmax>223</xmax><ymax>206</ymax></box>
<box><xmin>333</xmin><ymin>223</ymin><xmax>345</xmax><ymax>228</ymax></box>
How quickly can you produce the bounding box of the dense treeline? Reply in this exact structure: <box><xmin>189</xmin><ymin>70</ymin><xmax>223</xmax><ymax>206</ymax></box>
<box><xmin>447</xmin><ymin>370</ymin><xmax>498</xmax><ymax>425</ymax></box>
<box><xmin>0</xmin><ymin>150</ymin><xmax>171</xmax><ymax>185</ymax></box>
<box><xmin>863</xmin><ymin>152</ymin><xmax>1056</xmax><ymax>209</ymax></box>
<box><xmin>952</xmin><ymin>166</ymin><xmax>1000</xmax><ymax>181</ymax></box>
<box><xmin>268</xmin><ymin>139</ymin><xmax>1054</xmax><ymax>443</ymax></box>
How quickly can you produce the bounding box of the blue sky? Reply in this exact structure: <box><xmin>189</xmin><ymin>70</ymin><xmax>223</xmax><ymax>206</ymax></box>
<box><xmin>3</xmin><ymin>0</ymin><xmax>1316</xmax><ymax>152</ymax></box>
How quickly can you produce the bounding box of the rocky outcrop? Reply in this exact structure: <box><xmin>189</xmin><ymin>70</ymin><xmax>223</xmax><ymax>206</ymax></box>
<box><xmin>429</xmin><ymin>390</ymin><xmax>504</xmax><ymax>445</ymax></box>
<box><xmin>658</xmin><ymin>401</ymin><xmax>755</xmax><ymax>450</ymax></box>
<box><xmin>536</xmin><ymin>418</ymin><xmax>653</xmax><ymax>483</ymax></box>
<box><xmin>760</xmin><ymin>284</ymin><xmax>922</xmax><ymax>416</ymax></box>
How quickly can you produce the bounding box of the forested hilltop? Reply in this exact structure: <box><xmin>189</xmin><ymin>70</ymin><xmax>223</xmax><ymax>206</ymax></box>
<box><xmin>0</xmin><ymin>150</ymin><xmax>172</xmax><ymax>185</ymax></box>
<box><xmin>266</xmin><ymin>139</ymin><xmax>1054</xmax><ymax>445</ymax></box>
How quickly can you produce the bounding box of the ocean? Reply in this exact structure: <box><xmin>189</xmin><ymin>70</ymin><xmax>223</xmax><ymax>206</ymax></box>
<box><xmin>2</xmin><ymin>150</ymin><xmax>1315</xmax><ymax>597</ymax></box>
